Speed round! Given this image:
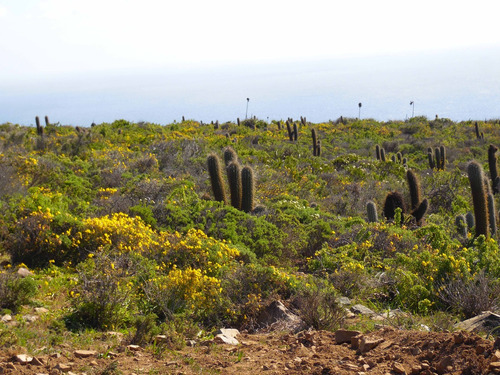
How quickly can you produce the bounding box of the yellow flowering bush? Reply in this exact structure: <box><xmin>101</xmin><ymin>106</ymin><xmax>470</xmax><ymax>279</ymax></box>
<box><xmin>143</xmin><ymin>267</ymin><xmax>222</xmax><ymax>319</ymax></box>
<box><xmin>76</xmin><ymin>212</ymin><xmax>159</xmax><ymax>256</ymax></box>
<box><xmin>151</xmin><ymin>228</ymin><xmax>240</xmax><ymax>277</ymax></box>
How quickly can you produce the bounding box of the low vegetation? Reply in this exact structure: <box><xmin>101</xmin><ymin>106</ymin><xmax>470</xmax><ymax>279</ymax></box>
<box><xmin>0</xmin><ymin>116</ymin><xmax>499</xmax><ymax>353</ymax></box>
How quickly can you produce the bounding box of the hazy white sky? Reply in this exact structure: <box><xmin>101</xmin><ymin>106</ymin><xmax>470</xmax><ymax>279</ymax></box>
<box><xmin>1</xmin><ymin>1</ymin><xmax>500</xmax><ymax>124</ymax></box>
<box><xmin>1</xmin><ymin>0</ymin><xmax>500</xmax><ymax>80</ymax></box>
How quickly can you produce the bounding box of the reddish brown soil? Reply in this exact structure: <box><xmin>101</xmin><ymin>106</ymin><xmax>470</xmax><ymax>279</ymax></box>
<box><xmin>1</xmin><ymin>328</ymin><xmax>500</xmax><ymax>374</ymax></box>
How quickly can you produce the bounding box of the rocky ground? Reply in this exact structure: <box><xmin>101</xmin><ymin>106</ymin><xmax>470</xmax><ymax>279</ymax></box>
<box><xmin>1</xmin><ymin>327</ymin><xmax>500</xmax><ymax>375</ymax></box>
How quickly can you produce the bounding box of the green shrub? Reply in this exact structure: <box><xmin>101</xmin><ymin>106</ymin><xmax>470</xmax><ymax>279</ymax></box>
<box><xmin>0</xmin><ymin>271</ymin><xmax>37</xmax><ymax>312</ymax></box>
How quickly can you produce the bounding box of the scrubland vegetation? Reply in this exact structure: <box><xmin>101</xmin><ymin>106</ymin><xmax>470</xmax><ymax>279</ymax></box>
<box><xmin>0</xmin><ymin>115</ymin><xmax>499</xmax><ymax>351</ymax></box>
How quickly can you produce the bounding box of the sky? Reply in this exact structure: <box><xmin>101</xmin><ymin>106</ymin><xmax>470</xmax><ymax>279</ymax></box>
<box><xmin>1</xmin><ymin>0</ymin><xmax>500</xmax><ymax>125</ymax></box>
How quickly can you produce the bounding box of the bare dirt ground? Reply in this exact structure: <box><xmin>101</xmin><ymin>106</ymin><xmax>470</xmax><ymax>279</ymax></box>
<box><xmin>2</xmin><ymin>327</ymin><xmax>500</xmax><ymax>375</ymax></box>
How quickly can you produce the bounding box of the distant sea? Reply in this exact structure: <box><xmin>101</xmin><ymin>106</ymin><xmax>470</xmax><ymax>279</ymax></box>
<box><xmin>2</xmin><ymin>47</ymin><xmax>500</xmax><ymax>126</ymax></box>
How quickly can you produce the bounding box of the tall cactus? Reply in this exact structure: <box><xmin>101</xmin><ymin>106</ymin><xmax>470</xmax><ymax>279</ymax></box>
<box><xmin>406</xmin><ymin>170</ymin><xmax>421</xmax><ymax>211</ymax></box>
<box><xmin>227</xmin><ymin>161</ymin><xmax>242</xmax><ymax>210</ymax></box>
<box><xmin>366</xmin><ymin>201</ymin><xmax>378</xmax><ymax>223</ymax></box>
<box><xmin>488</xmin><ymin>145</ymin><xmax>499</xmax><ymax>194</ymax></box>
<box><xmin>455</xmin><ymin>214</ymin><xmax>468</xmax><ymax>238</ymax></box>
<box><xmin>241</xmin><ymin>166</ymin><xmax>255</xmax><ymax>213</ymax></box>
<box><xmin>439</xmin><ymin>145</ymin><xmax>446</xmax><ymax>170</ymax></box>
<box><xmin>207</xmin><ymin>153</ymin><xmax>227</xmax><ymax>204</ymax></box>
<box><xmin>375</xmin><ymin>145</ymin><xmax>381</xmax><ymax>160</ymax></box>
<box><xmin>286</xmin><ymin>121</ymin><xmax>294</xmax><ymax>141</ymax></box>
<box><xmin>428</xmin><ymin>151</ymin><xmax>435</xmax><ymax>169</ymax></box>
<box><xmin>380</xmin><ymin>148</ymin><xmax>386</xmax><ymax>162</ymax></box>
<box><xmin>293</xmin><ymin>122</ymin><xmax>298</xmax><ymax>141</ymax></box>
<box><xmin>44</xmin><ymin>115</ymin><xmax>50</xmax><ymax>126</ymax></box>
<box><xmin>434</xmin><ymin>148</ymin><xmax>441</xmax><ymax>170</ymax></box>
<box><xmin>465</xmin><ymin>211</ymin><xmax>475</xmax><ymax>229</ymax></box>
<box><xmin>467</xmin><ymin>161</ymin><xmax>489</xmax><ymax>238</ymax></box>
<box><xmin>488</xmin><ymin>193</ymin><xmax>497</xmax><ymax>236</ymax></box>
<box><xmin>475</xmin><ymin>122</ymin><xmax>480</xmax><ymax>139</ymax></box>
<box><xmin>412</xmin><ymin>199</ymin><xmax>428</xmax><ymax>225</ymax></box>
<box><xmin>311</xmin><ymin>128</ymin><xmax>320</xmax><ymax>156</ymax></box>
<box><xmin>223</xmin><ymin>146</ymin><xmax>238</xmax><ymax>167</ymax></box>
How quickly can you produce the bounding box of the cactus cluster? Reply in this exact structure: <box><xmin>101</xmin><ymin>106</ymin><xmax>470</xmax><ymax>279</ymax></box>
<box><xmin>286</xmin><ymin>120</ymin><xmax>298</xmax><ymax>142</ymax></box>
<box><xmin>381</xmin><ymin>170</ymin><xmax>428</xmax><ymax>225</ymax></box>
<box><xmin>427</xmin><ymin>145</ymin><xmax>446</xmax><ymax>170</ymax></box>
<box><xmin>375</xmin><ymin>145</ymin><xmax>386</xmax><ymax>162</ymax></box>
<box><xmin>207</xmin><ymin>148</ymin><xmax>255</xmax><ymax>213</ymax></box>
<box><xmin>311</xmin><ymin>128</ymin><xmax>321</xmax><ymax>156</ymax></box>
<box><xmin>474</xmin><ymin>122</ymin><xmax>484</xmax><ymax>140</ymax></box>
<box><xmin>35</xmin><ymin>116</ymin><xmax>44</xmax><ymax>137</ymax></box>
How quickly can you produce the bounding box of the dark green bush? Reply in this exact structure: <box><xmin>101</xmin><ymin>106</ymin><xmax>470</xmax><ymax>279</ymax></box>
<box><xmin>0</xmin><ymin>271</ymin><xmax>37</xmax><ymax>312</ymax></box>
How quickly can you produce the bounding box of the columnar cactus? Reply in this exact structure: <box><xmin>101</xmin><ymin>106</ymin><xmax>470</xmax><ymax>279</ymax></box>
<box><xmin>293</xmin><ymin>123</ymin><xmax>298</xmax><ymax>141</ymax></box>
<box><xmin>455</xmin><ymin>214</ymin><xmax>468</xmax><ymax>238</ymax></box>
<box><xmin>227</xmin><ymin>161</ymin><xmax>242</xmax><ymax>210</ymax></box>
<box><xmin>475</xmin><ymin>122</ymin><xmax>481</xmax><ymax>139</ymax></box>
<box><xmin>488</xmin><ymin>193</ymin><xmax>497</xmax><ymax>236</ymax></box>
<box><xmin>207</xmin><ymin>153</ymin><xmax>227</xmax><ymax>204</ymax></box>
<box><xmin>375</xmin><ymin>145</ymin><xmax>381</xmax><ymax>160</ymax></box>
<box><xmin>412</xmin><ymin>199</ymin><xmax>428</xmax><ymax>225</ymax></box>
<box><xmin>434</xmin><ymin>148</ymin><xmax>441</xmax><ymax>170</ymax></box>
<box><xmin>35</xmin><ymin>116</ymin><xmax>43</xmax><ymax>136</ymax></box>
<box><xmin>439</xmin><ymin>145</ymin><xmax>446</xmax><ymax>170</ymax></box>
<box><xmin>428</xmin><ymin>151</ymin><xmax>435</xmax><ymax>169</ymax></box>
<box><xmin>366</xmin><ymin>201</ymin><xmax>378</xmax><ymax>223</ymax></box>
<box><xmin>488</xmin><ymin>145</ymin><xmax>499</xmax><ymax>194</ymax></box>
<box><xmin>397</xmin><ymin>152</ymin><xmax>402</xmax><ymax>163</ymax></box>
<box><xmin>380</xmin><ymin>148</ymin><xmax>386</xmax><ymax>162</ymax></box>
<box><xmin>223</xmin><ymin>146</ymin><xmax>238</xmax><ymax>167</ymax></box>
<box><xmin>406</xmin><ymin>170</ymin><xmax>421</xmax><ymax>211</ymax></box>
<box><xmin>241</xmin><ymin>166</ymin><xmax>255</xmax><ymax>213</ymax></box>
<box><xmin>467</xmin><ymin>161</ymin><xmax>489</xmax><ymax>238</ymax></box>
<box><xmin>311</xmin><ymin>129</ymin><xmax>321</xmax><ymax>156</ymax></box>
<box><xmin>465</xmin><ymin>211</ymin><xmax>475</xmax><ymax>229</ymax></box>
<box><xmin>44</xmin><ymin>115</ymin><xmax>50</xmax><ymax>126</ymax></box>
<box><xmin>286</xmin><ymin>121</ymin><xmax>294</xmax><ymax>141</ymax></box>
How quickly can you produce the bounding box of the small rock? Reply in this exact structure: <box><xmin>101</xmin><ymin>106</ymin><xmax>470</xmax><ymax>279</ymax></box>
<box><xmin>350</xmin><ymin>304</ymin><xmax>376</xmax><ymax>316</ymax></box>
<box><xmin>492</xmin><ymin>350</ymin><xmax>500</xmax><ymax>361</ymax></box>
<box><xmin>154</xmin><ymin>335</ymin><xmax>169</xmax><ymax>343</ymax></box>
<box><xmin>455</xmin><ymin>311</ymin><xmax>500</xmax><ymax>333</ymax></box>
<box><xmin>410</xmin><ymin>364</ymin><xmax>422</xmax><ymax>374</ymax></box>
<box><xmin>54</xmin><ymin>363</ymin><xmax>72</xmax><ymax>372</ymax></box>
<box><xmin>489</xmin><ymin>362</ymin><xmax>500</xmax><ymax>370</ymax></box>
<box><xmin>1</xmin><ymin>314</ymin><xmax>12</xmax><ymax>323</ymax></box>
<box><xmin>392</xmin><ymin>362</ymin><xmax>407</xmax><ymax>374</ymax></box>
<box><xmin>50</xmin><ymin>353</ymin><xmax>61</xmax><ymax>358</ymax></box>
<box><xmin>74</xmin><ymin>350</ymin><xmax>97</xmax><ymax>358</ymax></box>
<box><xmin>127</xmin><ymin>345</ymin><xmax>141</xmax><ymax>351</ymax></box>
<box><xmin>14</xmin><ymin>354</ymin><xmax>33</xmax><ymax>364</ymax></box>
<box><xmin>351</xmin><ymin>334</ymin><xmax>363</xmax><ymax>350</ymax></box>
<box><xmin>359</xmin><ymin>337</ymin><xmax>384</xmax><ymax>353</ymax></box>
<box><xmin>186</xmin><ymin>339</ymin><xmax>197</xmax><ymax>347</ymax></box>
<box><xmin>89</xmin><ymin>361</ymin><xmax>98</xmax><ymax>366</ymax></box>
<box><xmin>214</xmin><ymin>334</ymin><xmax>239</xmax><ymax>345</ymax></box>
<box><xmin>23</xmin><ymin>314</ymin><xmax>38</xmax><ymax>323</ymax></box>
<box><xmin>35</xmin><ymin>307</ymin><xmax>49</xmax><ymax>314</ymax></box>
<box><xmin>378</xmin><ymin>340</ymin><xmax>394</xmax><ymax>350</ymax></box>
<box><xmin>31</xmin><ymin>357</ymin><xmax>44</xmax><ymax>366</ymax></box>
<box><xmin>216</xmin><ymin>328</ymin><xmax>240</xmax><ymax>338</ymax></box>
<box><xmin>17</xmin><ymin>267</ymin><xmax>33</xmax><ymax>277</ymax></box>
<box><xmin>337</xmin><ymin>296</ymin><xmax>351</xmax><ymax>305</ymax></box>
<box><xmin>335</xmin><ymin>329</ymin><xmax>362</xmax><ymax>344</ymax></box>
